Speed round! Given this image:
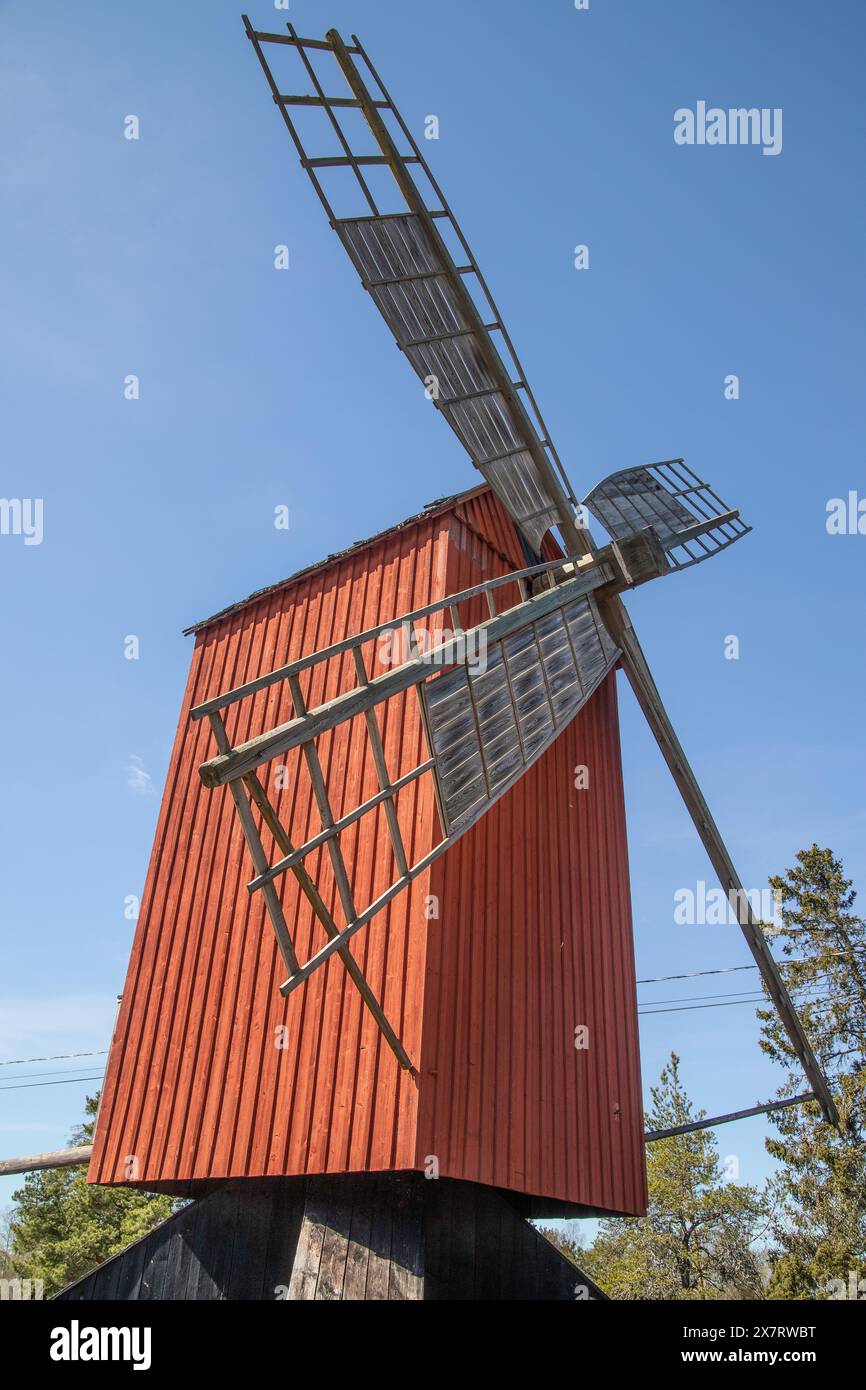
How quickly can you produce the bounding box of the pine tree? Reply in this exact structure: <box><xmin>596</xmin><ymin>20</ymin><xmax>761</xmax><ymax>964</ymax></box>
<box><xmin>582</xmin><ymin>1053</ymin><xmax>768</xmax><ymax>1299</ymax></box>
<box><xmin>10</xmin><ymin>1095</ymin><xmax>174</xmax><ymax>1297</ymax></box>
<box><xmin>758</xmin><ymin>845</ymin><xmax>866</xmax><ymax>1299</ymax></box>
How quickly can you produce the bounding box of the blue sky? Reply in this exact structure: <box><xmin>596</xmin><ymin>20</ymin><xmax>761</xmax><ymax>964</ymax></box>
<box><xmin>2</xmin><ymin>0</ymin><xmax>864</xmax><ymax>1218</ymax></box>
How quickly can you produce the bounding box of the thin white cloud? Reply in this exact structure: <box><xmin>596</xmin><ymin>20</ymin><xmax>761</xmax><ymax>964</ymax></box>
<box><xmin>126</xmin><ymin>754</ymin><xmax>156</xmax><ymax>797</ymax></box>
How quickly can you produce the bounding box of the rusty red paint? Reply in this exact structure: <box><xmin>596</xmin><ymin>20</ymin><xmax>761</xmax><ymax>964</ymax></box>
<box><xmin>90</xmin><ymin>487</ymin><xmax>646</xmax><ymax>1215</ymax></box>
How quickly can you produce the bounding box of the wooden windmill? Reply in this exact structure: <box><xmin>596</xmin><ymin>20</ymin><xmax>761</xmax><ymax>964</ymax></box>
<box><xmin>75</xmin><ymin>19</ymin><xmax>835</xmax><ymax>1303</ymax></box>
<box><xmin>202</xmin><ymin>17</ymin><xmax>834</xmax><ymax>1119</ymax></box>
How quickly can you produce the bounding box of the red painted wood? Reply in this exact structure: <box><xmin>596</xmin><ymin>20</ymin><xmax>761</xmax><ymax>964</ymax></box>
<box><xmin>89</xmin><ymin>489</ymin><xmax>646</xmax><ymax>1215</ymax></box>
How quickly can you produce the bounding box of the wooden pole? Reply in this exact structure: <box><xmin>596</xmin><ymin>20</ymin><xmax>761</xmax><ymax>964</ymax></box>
<box><xmin>0</xmin><ymin>1145</ymin><xmax>92</xmax><ymax>1177</ymax></box>
<box><xmin>645</xmin><ymin>1092</ymin><xmax>816</xmax><ymax>1142</ymax></box>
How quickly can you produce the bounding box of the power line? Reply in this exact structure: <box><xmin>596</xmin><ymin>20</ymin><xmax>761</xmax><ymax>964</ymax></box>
<box><xmin>640</xmin><ymin>997</ymin><xmax>773</xmax><ymax>1016</ymax></box>
<box><xmin>639</xmin><ymin>971</ymin><xmax>836</xmax><ymax>1010</ymax></box>
<box><xmin>0</xmin><ymin>1075</ymin><xmax>104</xmax><ymax>1093</ymax></box>
<box><xmin>640</xmin><ymin>986</ymin><xmax>859</xmax><ymax>1018</ymax></box>
<box><xmin>637</xmin><ymin>964</ymin><xmax>757</xmax><ymax>986</ymax></box>
<box><xmin>636</xmin><ymin>948</ymin><xmax>866</xmax><ymax>989</ymax></box>
<box><xmin>0</xmin><ymin>1066</ymin><xmax>109</xmax><ymax>1083</ymax></box>
<box><xmin>641</xmin><ymin>987</ymin><xmax>767</xmax><ymax>1007</ymax></box>
<box><xmin>0</xmin><ymin>1050</ymin><xmax>108</xmax><ymax>1068</ymax></box>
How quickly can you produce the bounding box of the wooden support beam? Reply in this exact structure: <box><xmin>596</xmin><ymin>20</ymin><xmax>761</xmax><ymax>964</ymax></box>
<box><xmin>276</xmin><ymin>95</ymin><xmax>389</xmax><ymax>109</ymax></box>
<box><xmin>352</xmin><ymin>648</ymin><xmax>411</xmax><ymax>879</ymax></box>
<box><xmin>305</xmin><ymin>154</ymin><xmax>420</xmax><ymax>169</ymax></box>
<box><xmin>199</xmin><ymin>559</ymin><xmax>613</xmax><ymax>788</ymax></box>
<box><xmin>247</xmin><ymin>26</ymin><xmax>360</xmax><ymax>54</ymax></box>
<box><xmin>645</xmin><ymin>1092</ymin><xmax>816</xmax><ymax>1142</ymax></box>
<box><xmin>0</xmin><ymin>1145</ymin><xmax>92</xmax><ymax>1177</ymax></box>
<box><xmin>191</xmin><ymin>556</ymin><xmax>574</xmax><ymax>723</ymax></box>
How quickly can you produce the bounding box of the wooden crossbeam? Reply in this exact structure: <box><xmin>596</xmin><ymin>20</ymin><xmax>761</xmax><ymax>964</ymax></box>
<box><xmin>352</xmin><ymin>648</ymin><xmax>410</xmax><ymax>878</ymax></box>
<box><xmin>248</xmin><ymin>26</ymin><xmax>360</xmax><ymax>55</ymax></box>
<box><xmin>276</xmin><ymin>95</ymin><xmax>389</xmax><ymax>109</ymax></box>
<box><xmin>248</xmin><ymin>760</ymin><xmax>431</xmax><ymax>890</ymax></box>
<box><xmin>305</xmin><ymin>154</ymin><xmax>420</xmax><ymax>169</ymax></box>
<box><xmin>645</xmin><ymin>1092</ymin><xmax>817</xmax><ymax>1142</ymax></box>
<box><xmin>192</xmin><ymin>557</ymin><xmax>575</xmax><ymax>723</ymax></box>
<box><xmin>198</xmin><ymin>557</ymin><xmax>622</xmax><ymax>790</ymax></box>
<box><xmin>361</xmin><ymin>264</ymin><xmax>471</xmax><ymax>290</ymax></box>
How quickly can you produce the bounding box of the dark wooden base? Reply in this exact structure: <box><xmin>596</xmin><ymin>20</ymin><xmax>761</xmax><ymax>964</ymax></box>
<box><xmin>55</xmin><ymin>1173</ymin><xmax>605</xmax><ymax>1301</ymax></box>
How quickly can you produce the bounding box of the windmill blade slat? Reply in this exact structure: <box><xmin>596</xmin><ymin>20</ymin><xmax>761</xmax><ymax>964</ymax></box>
<box><xmin>423</xmin><ymin>594</ymin><xmax>617</xmax><ymax>835</ymax></box>
<box><xmin>584</xmin><ymin>459</ymin><xmax>752</xmax><ymax>570</ymax></box>
<box><xmin>336</xmin><ymin>213</ymin><xmax>558</xmax><ymax>550</ymax></box>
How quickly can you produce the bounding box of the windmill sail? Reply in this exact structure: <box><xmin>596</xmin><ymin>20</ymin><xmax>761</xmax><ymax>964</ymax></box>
<box><xmin>584</xmin><ymin>459</ymin><xmax>751</xmax><ymax>570</ymax></box>
<box><xmin>242</xmin><ymin>17</ymin><xmax>580</xmax><ymax>556</ymax></box>
<box><xmin>422</xmin><ymin>593</ymin><xmax>618</xmax><ymax>836</ymax></box>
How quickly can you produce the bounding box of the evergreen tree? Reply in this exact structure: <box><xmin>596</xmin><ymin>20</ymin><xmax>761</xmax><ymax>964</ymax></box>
<box><xmin>758</xmin><ymin>845</ymin><xmax>866</xmax><ymax>1299</ymax></box>
<box><xmin>10</xmin><ymin>1095</ymin><xmax>173</xmax><ymax>1297</ymax></box>
<box><xmin>582</xmin><ymin>1054</ymin><xmax>768</xmax><ymax>1299</ymax></box>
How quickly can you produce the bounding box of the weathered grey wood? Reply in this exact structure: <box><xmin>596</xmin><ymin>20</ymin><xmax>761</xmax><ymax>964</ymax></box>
<box><xmin>0</xmin><ymin>1145</ymin><xmax>92</xmax><ymax>1176</ymax></box>
<box><xmin>191</xmin><ymin>556</ymin><xmax>573</xmax><ymax>722</ymax></box>
<box><xmin>189</xmin><ymin>1188</ymin><xmax>238</xmax><ymax>1301</ymax></box>
<box><xmin>250</xmin><ymin>28</ymin><xmax>361</xmax><ymax>55</ymax></box>
<box><xmin>225</xmin><ymin>1188</ymin><xmax>274</xmax><ymax>1301</ymax></box>
<box><xmin>262</xmin><ymin>1185</ymin><xmax>305</xmax><ymax>1301</ymax></box>
<box><xmin>276</xmin><ymin>94</ymin><xmax>388</xmax><ymax>109</ymax></box>
<box><xmin>55</xmin><ymin>1174</ymin><xmax>603</xmax><ymax>1301</ymax></box>
<box><xmin>342</xmin><ymin>1181</ymin><xmax>375</xmax><ymax>1300</ymax></box>
<box><xmin>288</xmin><ymin>672</ymin><xmax>364</xmax><ymax>937</ymax></box>
<box><xmin>387</xmin><ymin>1175</ymin><xmax>424</xmax><ymax>1300</ymax></box>
<box><xmin>645</xmin><ymin>1091</ymin><xmax>817</xmax><ymax>1141</ymax></box>
<box><xmin>114</xmin><ymin>1232</ymin><xmax>149</xmax><ymax>1301</ymax></box>
<box><xmin>353</xmin><ymin>646</ymin><xmax>410</xmax><ymax>878</ymax></box>
<box><xmin>198</xmin><ymin>558</ymin><xmax>619</xmax><ymax>788</ymax></box>
<box><xmin>314</xmin><ymin>1190</ymin><xmax>353</xmax><ymax>1301</ymax></box>
<box><xmin>363</xmin><ymin>1174</ymin><xmax>395</xmax><ymax>1301</ymax></box>
<box><xmin>325</xmin><ymin>29</ymin><xmax>580</xmax><ymax>554</ymax></box>
<box><xmin>287</xmin><ymin>1180</ymin><xmax>331</xmax><ymax>1300</ymax></box>
<box><xmin>584</xmin><ymin>460</ymin><xmax>750</xmax><ymax>570</ymax></box>
<box><xmin>137</xmin><ymin>1226</ymin><xmax>170</xmax><ymax>1301</ymax></box>
<box><xmin>424</xmin><ymin>594</ymin><xmax>617</xmax><ymax>834</ymax></box>
<box><xmin>248</xmin><ymin>758</ymin><xmax>431</xmax><ymax>890</ymax></box>
<box><xmin>208</xmin><ymin>713</ymin><xmax>300</xmax><ymax>977</ymax></box>
<box><xmin>229</xmin><ymin>776</ymin><xmax>299</xmax><ymax>975</ymax></box>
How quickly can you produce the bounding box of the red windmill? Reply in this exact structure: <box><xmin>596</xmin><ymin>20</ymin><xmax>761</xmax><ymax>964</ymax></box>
<box><xmin>62</xmin><ymin>19</ymin><xmax>834</xmax><ymax>1302</ymax></box>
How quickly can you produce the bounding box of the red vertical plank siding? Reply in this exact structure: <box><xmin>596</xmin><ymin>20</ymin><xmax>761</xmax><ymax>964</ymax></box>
<box><xmin>89</xmin><ymin>488</ymin><xmax>645</xmax><ymax>1215</ymax></box>
<box><xmin>415</xmin><ymin>498</ymin><xmax>647</xmax><ymax>1215</ymax></box>
<box><xmin>90</xmin><ymin>513</ymin><xmax>449</xmax><ymax>1188</ymax></box>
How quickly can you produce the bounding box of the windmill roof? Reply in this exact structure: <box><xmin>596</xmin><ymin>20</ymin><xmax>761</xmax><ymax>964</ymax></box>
<box><xmin>183</xmin><ymin>484</ymin><xmax>486</xmax><ymax>636</ymax></box>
